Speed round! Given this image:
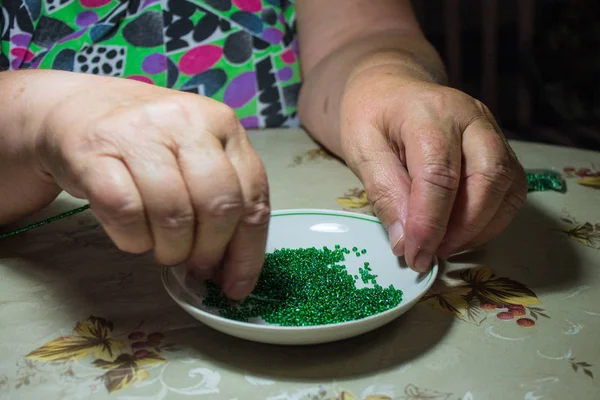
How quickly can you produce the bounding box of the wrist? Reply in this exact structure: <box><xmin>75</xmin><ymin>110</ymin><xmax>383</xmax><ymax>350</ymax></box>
<box><xmin>348</xmin><ymin>49</ymin><xmax>444</xmax><ymax>88</ymax></box>
<box><xmin>0</xmin><ymin>70</ymin><xmax>87</xmax><ymax>153</ymax></box>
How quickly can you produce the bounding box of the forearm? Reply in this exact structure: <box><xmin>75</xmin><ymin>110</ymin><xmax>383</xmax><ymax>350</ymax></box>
<box><xmin>0</xmin><ymin>70</ymin><xmax>85</xmax><ymax>225</ymax></box>
<box><xmin>297</xmin><ymin>30</ymin><xmax>447</xmax><ymax>157</ymax></box>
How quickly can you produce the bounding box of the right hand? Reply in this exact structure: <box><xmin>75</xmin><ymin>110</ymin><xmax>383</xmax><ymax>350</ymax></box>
<box><xmin>37</xmin><ymin>74</ymin><xmax>270</xmax><ymax>300</ymax></box>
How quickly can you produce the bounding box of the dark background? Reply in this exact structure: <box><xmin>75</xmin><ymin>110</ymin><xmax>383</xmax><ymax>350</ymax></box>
<box><xmin>412</xmin><ymin>0</ymin><xmax>600</xmax><ymax>150</ymax></box>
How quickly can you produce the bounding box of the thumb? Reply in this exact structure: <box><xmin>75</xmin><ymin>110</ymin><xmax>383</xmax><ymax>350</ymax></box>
<box><xmin>342</xmin><ymin>124</ymin><xmax>412</xmax><ymax>256</ymax></box>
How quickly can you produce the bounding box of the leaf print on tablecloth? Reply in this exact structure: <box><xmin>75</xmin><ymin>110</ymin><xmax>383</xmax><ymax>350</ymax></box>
<box><xmin>399</xmin><ymin>384</ymin><xmax>452</xmax><ymax>399</ymax></box>
<box><xmin>576</xmin><ymin>176</ymin><xmax>600</xmax><ymax>188</ymax></box>
<box><xmin>26</xmin><ymin>316</ymin><xmax>125</xmax><ymax>362</ymax></box>
<box><xmin>561</xmin><ymin>221</ymin><xmax>600</xmax><ymax>249</ymax></box>
<box><xmin>421</xmin><ymin>266</ymin><xmax>548</xmax><ymax>327</ymax></box>
<box><xmin>21</xmin><ymin>317</ymin><xmax>177</xmax><ymax>394</ymax></box>
<box><xmin>420</xmin><ymin>282</ymin><xmax>487</xmax><ymax>326</ymax></box>
<box><xmin>457</xmin><ymin>266</ymin><xmax>541</xmax><ymax>306</ymax></box>
<box><xmin>569</xmin><ymin>358</ymin><xmax>594</xmax><ymax>379</ymax></box>
<box><xmin>336</xmin><ymin>188</ymin><xmax>374</xmax><ymax>216</ymax></box>
<box><xmin>290</xmin><ymin>147</ymin><xmax>335</xmax><ymax>167</ymax></box>
<box><xmin>93</xmin><ymin>351</ymin><xmax>166</xmax><ymax>393</ymax></box>
<box><xmin>420</xmin><ymin>282</ymin><xmax>471</xmax><ymax>317</ymax></box>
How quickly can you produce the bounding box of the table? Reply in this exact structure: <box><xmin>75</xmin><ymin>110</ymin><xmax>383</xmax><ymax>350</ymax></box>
<box><xmin>1</xmin><ymin>128</ymin><xmax>599</xmax><ymax>400</ymax></box>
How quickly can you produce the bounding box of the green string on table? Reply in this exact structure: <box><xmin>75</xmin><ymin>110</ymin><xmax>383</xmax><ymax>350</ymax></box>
<box><xmin>0</xmin><ymin>204</ymin><xmax>90</xmax><ymax>239</ymax></box>
<box><xmin>0</xmin><ymin>169</ymin><xmax>567</xmax><ymax>240</ymax></box>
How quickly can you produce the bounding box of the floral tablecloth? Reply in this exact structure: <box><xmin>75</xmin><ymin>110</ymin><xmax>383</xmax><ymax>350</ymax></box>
<box><xmin>1</xmin><ymin>128</ymin><xmax>599</xmax><ymax>400</ymax></box>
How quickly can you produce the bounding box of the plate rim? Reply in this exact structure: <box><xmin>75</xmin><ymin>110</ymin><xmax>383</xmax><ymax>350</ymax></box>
<box><xmin>161</xmin><ymin>208</ymin><xmax>438</xmax><ymax>332</ymax></box>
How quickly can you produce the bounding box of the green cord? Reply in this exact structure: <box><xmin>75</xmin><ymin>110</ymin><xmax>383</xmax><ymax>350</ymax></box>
<box><xmin>0</xmin><ymin>204</ymin><xmax>90</xmax><ymax>239</ymax></box>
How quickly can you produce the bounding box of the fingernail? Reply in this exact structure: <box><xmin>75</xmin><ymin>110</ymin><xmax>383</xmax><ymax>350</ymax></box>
<box><xmin>413</xmin><ymin>250</ymin><xmax>433</xmax><ymax>273</ymax></box>
<box><xmin>388</xmin><ymin>221</ymin><xmax>405</xmax><ymax>256</ymax></box>
<box><xmin>227</xmin><ymin>280</ymin><xmax>254</xmax><ymax>300</ymax></box>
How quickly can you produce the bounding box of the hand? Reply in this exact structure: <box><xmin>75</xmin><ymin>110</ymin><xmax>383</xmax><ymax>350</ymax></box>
<box><xmin>340</xmin><ymin>65</ymin><xmax>527</xmax><ymax>272</ymax></box>
<box><xmin>36</xmin><ymin>75</ymin><xmax>270</xmax><ymax>299</ymax></box>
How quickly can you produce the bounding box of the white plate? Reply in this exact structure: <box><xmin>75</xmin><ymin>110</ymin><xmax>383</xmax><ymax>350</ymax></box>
<box><xmin>162</xmin><ymin>209</ymin><xmax>438</xmax><ymax>345</ymax></box>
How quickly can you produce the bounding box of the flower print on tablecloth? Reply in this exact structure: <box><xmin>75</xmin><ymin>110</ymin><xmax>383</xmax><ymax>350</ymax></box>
<box><xmin>22</xmin><ymin>316</ymin><xmax>177</xmax><ymax>393</ymax></box>
<box><xmin>336</xmin><ymin>188</ymin><xmax>374</xmax><ymax>216</ymax></box>
<box><xmin>563</xmin><ymin>166</ymin><xmax>600</xmax><ymax>188</ymax></box>
<box><xmin>420</xmin><ymin>266</ymin><xmax>549</xmax><ymax>327</ymax></box>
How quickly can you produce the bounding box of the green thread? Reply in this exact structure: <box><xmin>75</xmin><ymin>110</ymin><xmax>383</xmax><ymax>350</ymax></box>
<box><xmin>0</xmin><ymin>205</ymin><xmax>90</xmax><ymax>239</ymax></box>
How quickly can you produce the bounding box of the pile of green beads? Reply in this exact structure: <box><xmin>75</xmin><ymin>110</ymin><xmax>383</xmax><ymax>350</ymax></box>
<box><xmin>202</xmin><ymin>245</ymin><xmax>404</xmax><ymax>326</ymax></box>
<box><xmin>526</xmin><ymin>170</ymin><xmax>566</xmax><ymax>193</ymax></box>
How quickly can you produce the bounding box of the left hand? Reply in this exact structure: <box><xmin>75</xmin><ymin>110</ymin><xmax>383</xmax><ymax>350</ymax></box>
<box><xmin>340</xmin><ymin>63</ymin><xmax>528</xmax><ymax>273</ymax></box>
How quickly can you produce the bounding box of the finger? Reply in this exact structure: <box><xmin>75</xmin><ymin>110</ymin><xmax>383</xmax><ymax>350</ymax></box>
<box><xmin>436</xmin><ymin>116</ymin><xmax>515</xmax><ymax>258</ymax></box>
<box><xmin>125</xmin><ymin>145</ymin><xmax>195</xmax><ymax>266</ymax></box>
<box><xmin>79</xmin><ymin>157</ymin><xmax>153</xmax><ymax>254</ymax></box>
<box><xmin>220</xmin><ymin>134</ymin><xmax>271</xmax><ymax>300</ymax></box>
<box><xmin>341</xmin><ymin>122</ymin><xmax>412</xmax><ymax>256</ymax></box>
<box><xmin>460</xmin><ymin>166</ymin><xmax>528</xmax><ymax>250</ymax></box>
<box><xmin>179</xmin><ymin>136</ymin><xmax>244</xmax><ymax>282</ymax></box>
<box><xmin>403</xmin><ymin>123</ymin><xmax>462</xmax><ymax>272</ymax></box>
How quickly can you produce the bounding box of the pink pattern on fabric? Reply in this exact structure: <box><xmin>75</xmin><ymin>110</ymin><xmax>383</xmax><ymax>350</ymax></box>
<box><xmin>127</xmin><ymin>75</ymin><xmax>155</xmax><ymax>84</ymax></box>
<box><xmin>281</xmin><ymin>49</ymin><xmax>295</xmax><ymax>64</ymax></box>
<box><xmin>10</xmin><ymin>48</ymin><xmax>34</xmax><ymax>63</ymax></box>
<box><xmin>178</xmin><ymin>45</ymin><xmax>222</xmax><ymax>76</ymax></box>
<box><xmin>80</xmin><ymin>0</ymin><xmax>112</xmax><ymax>8</ymax></box>
<box><xmin>233</xmin><ymin>0</ymin><xmax>262</xmax><ymax>13</ymax></box>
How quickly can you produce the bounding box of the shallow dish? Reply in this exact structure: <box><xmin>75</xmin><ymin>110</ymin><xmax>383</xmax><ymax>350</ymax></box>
<box><xmin>162</xmin><ymin>209</ymin><xmax>438</xmax><ymax>345</ymax></box>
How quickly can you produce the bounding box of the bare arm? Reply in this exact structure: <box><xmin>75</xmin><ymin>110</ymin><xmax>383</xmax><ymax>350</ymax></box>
<box><xmin>0</xmin><ymin>70</ymin><xmax>113</xmax><ymax>225</ymax></box>
<box><xmin>0</xmin><ymin>70</ymin><xmax>66</xmax><ymax>224</ymax></box>
<box><xmin>296</xmin><ymin>0</ymin><xmax>447</xmax><ymax>156</ymax></box>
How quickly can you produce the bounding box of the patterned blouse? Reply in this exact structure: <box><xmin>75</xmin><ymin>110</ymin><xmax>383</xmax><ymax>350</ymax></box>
<box><xmin>0</xmin><ymin>0</ymin><xmax>301</xmax><ymax>129</ymax></box>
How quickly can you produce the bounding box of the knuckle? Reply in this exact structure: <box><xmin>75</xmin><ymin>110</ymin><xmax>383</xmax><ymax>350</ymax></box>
<box><xmin>160</xmin><ymin>96</ymin><xmax>193</xmax><ymax>119</ymax></box>
<box><xmin>242</xmin><ymin>200</ymin><xmax>271</xmax><ymax>226</ymax></box>
<box><xmin>369</xmin><ymin>188</ymin><xmax>396</xmax><ymax>217</ymax></box>
<box><xmin>419</xmin><ymin>163</ymin><xmax>461</xmax><ymax>192</ymax></box>
<box><xmin>474</xmin><ymin>162</ymin><xmax>515</xmax><ymax>192</ymax></box>
<box><xmin>153</xmin><ymin>208</ymin><xmax>195</xmax><ymax>231</ymax></box>
<box><xmin>96</xmin><ymin>197</ymin><xmax>145</xmax><ymax>228</ymax></box>
<box><xmin>420</xmin><ymin>88</ymin><xmax>453</xmax><ymax>110</ymax></box>
<box><xmin>205</xmin><ymin>194</ymin><xmax>244</xmax><ymax>218</ymax></box>
<box><xmin>214</xmin><ymin>103</ymin><xmax>242</xmax><ymax>130</ymax></box>
<box><xmin>74</xmin><ymin>126</ymin><xmax>122</xmax><ymax>155</ymax></box>
<box><xmin>473</xmin><ymin>99</ymin><xmax>492</xmax><ymax>116</ymax></box>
